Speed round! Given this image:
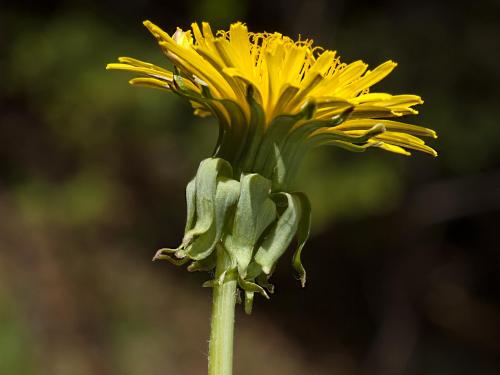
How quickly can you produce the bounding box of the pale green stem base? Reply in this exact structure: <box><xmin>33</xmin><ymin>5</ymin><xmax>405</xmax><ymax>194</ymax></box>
<box><xmin>208</xmin><ymin>246</ymin><xmax>237</xmax><ymax>375</ymax></box>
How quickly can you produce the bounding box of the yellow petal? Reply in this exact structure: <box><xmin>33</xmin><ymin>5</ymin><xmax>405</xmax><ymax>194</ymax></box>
<box><xmin>336</xmin><ymin>60</ymin><xmax>397</xmax><ymax>97</ymax></box>
<box><xmin>369</xmin><ymin>141</ymin><xmax>412</xmax><ymax>156</ymax></box>
<box><xmin>337</xmin><ymin>119</ymin><xmax>437</xmax><ymax>138</ymax></box>
<box><xmin>129</xmin><ymin>77</ymin><xmax>171</xmax><ymax>90</ymax></box>
<box><xmin>106</xmin><ymin>62</ymin><xmax>173</xmax><ymax>82</ymax></box>
<box><xmin>374</xmin><ymin>132</ymin><xmax>437</xmax><ymax>156</ymax></box>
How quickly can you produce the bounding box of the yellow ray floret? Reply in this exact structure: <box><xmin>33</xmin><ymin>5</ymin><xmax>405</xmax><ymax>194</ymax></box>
<box><xmin>107</xmin><ymin>20</ymin><xmax>437</xmax><ymax>161</ymax></box>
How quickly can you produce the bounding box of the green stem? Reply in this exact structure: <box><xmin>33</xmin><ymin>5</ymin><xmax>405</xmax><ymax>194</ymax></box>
<box><xmin>208</xmin><ymin>246</ymin><xmax>237</xmax><ymax>375</ymax></box>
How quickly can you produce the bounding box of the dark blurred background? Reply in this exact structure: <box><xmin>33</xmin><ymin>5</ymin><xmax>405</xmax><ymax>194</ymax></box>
<box><xmin>1</xmin><ymin>0</ymin><xmax>500</xmax><ymax>374</ymax></box>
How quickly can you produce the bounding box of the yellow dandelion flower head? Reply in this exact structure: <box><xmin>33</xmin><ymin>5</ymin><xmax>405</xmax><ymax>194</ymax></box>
<box><xmin>107</xmin><ymin>21</ymin><xmax>437</xmax><ymax>190</ymax></box>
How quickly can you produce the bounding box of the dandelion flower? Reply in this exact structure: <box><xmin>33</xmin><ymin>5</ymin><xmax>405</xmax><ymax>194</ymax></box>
<box><xmin>107</xmin><ymin>19</ymin><xmax>437</xmax><ymax>308</ymax></box>
<box><xmin>107</xmin><ymin>20</ymin><xmax>438</xmax><ymax>375</ymax></box>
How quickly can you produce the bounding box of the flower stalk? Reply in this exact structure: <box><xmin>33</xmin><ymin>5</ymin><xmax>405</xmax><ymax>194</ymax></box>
<box><xmin>208</xmin><ymin>245</ymin><xmax>237</xmax><ymax>375</ymax></box>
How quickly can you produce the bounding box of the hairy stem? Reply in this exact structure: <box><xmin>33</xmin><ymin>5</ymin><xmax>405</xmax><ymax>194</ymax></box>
<box><xmin>208</xmin><ymin>245</ymin><xmax>237</xmax><ymax>375</ymax></box>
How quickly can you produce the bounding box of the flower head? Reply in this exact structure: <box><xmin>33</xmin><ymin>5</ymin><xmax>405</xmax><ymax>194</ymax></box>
<box><xmin>107</xmin><ymin>21</ymin><xmax>438</xmax><ymax>313</ymax></box>
<box><xmin>107</xmin><ymin>20</ymin><xmax>436</xmax><ymax>190</ymax></box>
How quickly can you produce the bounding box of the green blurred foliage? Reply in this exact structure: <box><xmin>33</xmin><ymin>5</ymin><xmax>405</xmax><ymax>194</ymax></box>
<box><xmin>0</xmin><ymin>285</ymin><xmax>37</xmax><ymax>375</ymax></box>
<box><xmin>299</xmin><ymin>150</ymin><xmax>404</xmax><ymax>232</ymax></box>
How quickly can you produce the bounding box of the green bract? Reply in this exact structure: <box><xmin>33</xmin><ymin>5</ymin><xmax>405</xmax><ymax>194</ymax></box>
<box><xmin>154</xmin><ymin>157</ymin><xmax>311</xmax><ymax>314</ymax></box>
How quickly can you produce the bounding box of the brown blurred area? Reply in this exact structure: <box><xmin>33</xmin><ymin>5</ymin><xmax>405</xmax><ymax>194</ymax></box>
<box><xmin>1</xmin><ymin>0</ymin><xmax>500</xmax><ymax>374</ymax></box>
